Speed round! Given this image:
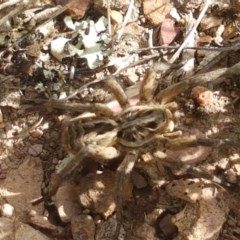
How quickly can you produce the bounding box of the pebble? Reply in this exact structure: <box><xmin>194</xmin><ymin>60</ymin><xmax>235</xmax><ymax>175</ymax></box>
<box><xmin>71</xmin><ymin>215</ymin><xmax>95</xmax><ymax>240</ymax></box>
<box><xmin>110</xmin><ymin>10</ymin><xmax>123</xmax><ymax>25</ymax></box>
<box><xmin>225</xmin><ymin>169</ymin><xmax>237</xmax><ymax>184</ymax></box>
<box><xmin>191</xmin><ymin>86</ymin><xmax>214</xmax><ymax>106</ymax></box>
<box><xmin>29</xmin><ymin>129</ymin><xmax>43</xmax><ymax>138</ymax></box>
<box><xmin>1</xmin><ymin>203</ymin><xmax>14</xmax><ymax>218</ymax></box>
<box><xmin>217</xmin><ymin>158</ymin><xmax>229</xmax><ymax>170</ymax></box>
<box><xmin>28</xmin><ymin>144</ymin><xmax>43</xmax><ymax>156</ymax></box>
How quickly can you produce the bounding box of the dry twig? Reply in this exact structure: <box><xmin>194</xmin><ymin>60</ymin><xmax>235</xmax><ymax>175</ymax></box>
<box><xmin>169</xmin><ymin>0</ymin><xmax>212</xmax><ymax>64</ymax></box>
<box><xmin>116</xmin><ymin>0</ymin><xmax>134</xmax><ymax>41</ymax></box>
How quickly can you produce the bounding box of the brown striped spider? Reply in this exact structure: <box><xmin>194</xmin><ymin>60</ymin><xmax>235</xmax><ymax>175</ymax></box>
<box><xmin>47</xmin><ymin>63</ymin><xmax>231</xmax><ymax>237</ymax></box>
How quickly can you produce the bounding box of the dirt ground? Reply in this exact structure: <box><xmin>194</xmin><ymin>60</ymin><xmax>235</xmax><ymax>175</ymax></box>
<box><xmin>1</xmin><ymin>0</ymin><xmax>240</xmax><ymax>239</ymax></box>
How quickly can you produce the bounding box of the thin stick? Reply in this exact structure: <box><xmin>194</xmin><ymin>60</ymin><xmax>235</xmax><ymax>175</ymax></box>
<box><xmin>130</xmin><ymin>43</ymin><xmax>240</xmax><ymax>53</ymax></box>
<box><xmin>0</xmin><ymin>5</ymin><xmax>25</xmax><ymax>27</ymax></box>
<box><xmin>169</xmin><ymin>0</ymin><xmax>212</xmax><ymax>64</ymax></box>
<box><xmin>116</xmin><ymin>0</ymin><xmax>134</xmax><ymax>41</ymax></box>
<box><xmin>0</xmin><ymin>0</ymin><xmax>22</xmax><ymax>11</ymax></box>
<box><xmin>107</xmin><ymin>0</ymin><xmax>112</xmax><ymax>36</ymax></box>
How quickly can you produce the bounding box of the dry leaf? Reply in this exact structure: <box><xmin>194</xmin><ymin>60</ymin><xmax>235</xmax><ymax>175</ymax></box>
<box><xmin>56</xmin><ymin>0</ymin><xmax>91</xmax><ymax>20</ymax></box>
<box><xmin>143</xmin><ymin>0</ymin><xmax>172</xmax><ymax>25</ymax></box>
<box><xmin>159</xmin><ymin>17</ymin><xmax>180</xmax><ymax>45</ymax></box>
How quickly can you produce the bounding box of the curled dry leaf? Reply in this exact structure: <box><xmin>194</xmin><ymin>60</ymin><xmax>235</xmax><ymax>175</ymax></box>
<box><xmin>166</xmin><ymin>178</ymin><xmax>229</xmax><ymax>240</ymax></box>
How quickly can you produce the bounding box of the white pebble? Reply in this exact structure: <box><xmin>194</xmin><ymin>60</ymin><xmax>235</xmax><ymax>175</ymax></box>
<box><xmin>1</xmin><ymin>203</ymin><xmax>14</xmax><ymax>217</ymax></box>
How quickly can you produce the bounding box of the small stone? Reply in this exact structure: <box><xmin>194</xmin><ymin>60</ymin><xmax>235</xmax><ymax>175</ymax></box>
<box><xmin>225</xmin><ymin>169</ymin><xmax>237</xmax><ymax>184</ymax></box>
<box><xmin>28</xmin><ymin>144</ymin><xmax>43</xmax><ymax>156</ymax></box>
<box><xmin>71</xmin><ymin>215</ymin><xmax>95</xmax><ymax>240</ymax></box>
<box><xmin>191</xmin><ymin>86</ymin><xmax>214</xmax><ymax>106</ymax></box>
<box><xmin>1</xmin><ymin>203</ymin><xmax>14</xmax><ymax>218</ymax></box>
<box><xmin>229</xmin><ymin>153</ymin><xmax>240</xmax><ymax>162</ymax></box>
<box><xmin>217</xmin><ymin>158</ymin><xmax>229</xmax><ymax>170</ymax></box>
<box><xmin>52</xmin><ymin>158</ymin><xmax>59</xmax><ymax>165</ymax></box>
<box><xmin>110</xmin><ymin>10</ymin><xmax>123</xmax><ymax>24</ymax></box>
<box><xmin>29</xmin><ymin>129</ymin><xmax>43</xmax><ymax>138</ymax></box>
<box><xmin>234</xmin><ymin>163</ymin><xmax>240</xmax><ymax>176</ymax></box>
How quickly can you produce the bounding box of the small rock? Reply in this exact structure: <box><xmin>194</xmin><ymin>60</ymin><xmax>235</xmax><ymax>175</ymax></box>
<box><xmin>71</xmin><ymin>215</ymin><xmax>95</xmax><ymax>240</ymax></box>
<box><xmin>191</xmin><ymin>86</ymin><xmax>214</xmax><ymax>106</ymax></box>
<box><xmin>229</xmin><ymin>154</ymin><xmax>240</xmax><ymax>162</ymax></box>
<box><xmin>234</xmin><ymin>163</ymin><xmax>240</xmax><ymax>176</ymax></box>
<box><xmin>225</xmin><ymin>169</ymin><xmax>237</xmax><ymax>184</ymax></box>
<box><xmin>28</xmin><ymin>144</ymin><xmax>43</xmax><ymax>156</ymax></box>
<box><xmin>30</xmin><ymin>129</ymin><xmax>43</xmax><ymax>138</ymax></box>
<box><xmin>110</xmin><ymin>10</ymin><xmax>123</xmax><ymax>25</ymax></box>
<box><xmin>217</xmin><ymin>158</ymin><xmax>229</xmax><ymax>170</ymax></box>
<box><xmin>1</xmin><ymin>203</ymin><xmax>14</xmax><ymax>218</ymax></box>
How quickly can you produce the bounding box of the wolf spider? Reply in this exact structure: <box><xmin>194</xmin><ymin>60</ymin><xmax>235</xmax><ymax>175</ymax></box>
<box><xmin>47</xmin><ymin>64</ymin><xmax>232</xmax><ymax>237</ymax></box>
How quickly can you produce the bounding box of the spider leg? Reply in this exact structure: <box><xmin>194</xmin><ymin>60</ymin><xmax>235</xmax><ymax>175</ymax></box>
<box><xmin>48</xmin><ymin>148</ymin><xmax>88</xmax><ymax>196</ymax></box>
<box><xmin>139</xmin><ymin>62</ymin><xmax>172</xmax><ymax>103</ymax></box>
<box><xmin>139</xmin><ymin>67</ymin><xmax>157</xmax><ymax>102</ymax></box>
<box><xmin>114</xmin><ymin>150</ymin><xmax>139</xmax><ymax>238</ymax></box>
<box><xmin>164</xmin><ymin>135</ymin><xmax>240</xmax><ymax>150</ymax></box>
<box><xmin>46</xmin><ymin>101</ymin><xmax>115</xmax><ymax>117</ymax></box>
<box><xmin>105</xmin><ymin>76</ymin><xmax>130</xmax><ymax>109</ymax></box>
<box><xmin>155</xmin><ymin>79</ymin><xmax>189</xmax><ymax>104</ymax></box>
